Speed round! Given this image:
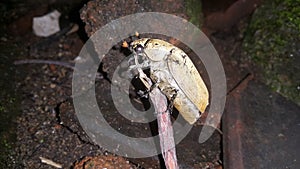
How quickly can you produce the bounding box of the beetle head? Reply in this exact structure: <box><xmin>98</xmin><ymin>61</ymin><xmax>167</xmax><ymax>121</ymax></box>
<box><xmin>129</xmin><ymin>38</ymin><xmax>149</xmax><ymax>53</ymax></box>
<box><xmin>133</xmin><ymin>44</ymin><xmax>145</xmax><ymax>55</ymax></box>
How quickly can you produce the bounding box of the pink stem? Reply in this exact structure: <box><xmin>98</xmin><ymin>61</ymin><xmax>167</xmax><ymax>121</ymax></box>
<box><xmin>149</xmin><ymin>87</ymin><xmax>179</xmax><ymax>169</ymax></box>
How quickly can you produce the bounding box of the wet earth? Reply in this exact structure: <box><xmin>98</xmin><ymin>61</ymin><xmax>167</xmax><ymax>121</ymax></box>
<box><xmin>0</xmin><ymin>0</ymin><xmax>299</xmax><ymax>169</ymax></box>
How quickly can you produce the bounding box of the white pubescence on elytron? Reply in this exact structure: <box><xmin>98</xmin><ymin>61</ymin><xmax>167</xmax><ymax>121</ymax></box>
<box><xmin>128</xmin><ymin>38</ymin><xmax>209</xmax><ymax>125</ymax></box>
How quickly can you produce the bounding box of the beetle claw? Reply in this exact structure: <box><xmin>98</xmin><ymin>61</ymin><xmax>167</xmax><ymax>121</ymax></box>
<box><xmin>167</xmin><ymin>90</ymin><xmax>178</xmax><ymax>112</ymax></box>
<box><xmin>137</xmin><ymin>90</ymin><xmax>149</xmax><ymax>99</ymax></box>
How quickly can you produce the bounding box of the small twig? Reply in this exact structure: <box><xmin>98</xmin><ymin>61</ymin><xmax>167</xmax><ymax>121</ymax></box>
<box><xmin>137</xmin><ymin>68</ymin><xmax>179</xmax><ymax>169</ymax></box>
<box><xmin>39</xmin><ymin>157</ymin><xmax>62</xmax><ymax>168</ymax></box>
<box><xmin>14</xmin><ymin>59</ymin><xmax>75</xmax><ymax>69</ymax></box>
<box><xmin>151</xmin><ymin>88</ymin><xmax>179</xmax><ymax>169</ymax></box>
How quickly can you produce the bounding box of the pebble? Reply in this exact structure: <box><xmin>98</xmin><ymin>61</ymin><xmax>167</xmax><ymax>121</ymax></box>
<box><xmin>50</xmin><ymin>83</ymin><xmax>56</xmax><ymax>88</ymax></box>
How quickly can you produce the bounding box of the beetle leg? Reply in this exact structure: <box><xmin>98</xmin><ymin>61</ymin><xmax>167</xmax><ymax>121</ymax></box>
<box><xmin>137</xmin><ymin>68</ymin><xmax>152</xmax><ymax>90</ymax></box>
<box><xmin>137</xmin><ymin>90</ymin><xmax>149</xmax><ymax>99</ymax></box>
<box><xmin>151</xmin><ymin>69</ymin><xmax>179</xmax><ymax>112</ymax></box>
<box><xmin>149</xmin><ymin>83</ymin><xmax>158</xmax><ymax>92</ymax></box>
<box><xmin>127</xmin><ymin>54</ymin><xmax>136</xmax><ymax>65</ymax></box>
<box><xmin>160</xmin><ymin>86</ymin><xmax>178</xmax><ymax>112</ymax></box>
<box><xmin>134</xmin><ymin>52</ymin><xmax>140</xmax><ymax>65</ymax></box>
<box><xmin>168</xmin><ymin>89</ymin><xmax>178</xmax><ymax>111</ymax></box>
<box><xmin>136</xmin><ymin>82</ymin><xmax>159</xmax><ymax>99</ymax></box>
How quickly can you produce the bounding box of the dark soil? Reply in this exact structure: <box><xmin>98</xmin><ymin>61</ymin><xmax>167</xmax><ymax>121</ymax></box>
<box><xmin>2</xmin><ymin>0</ymin><xmax>296</xmax><ymax>169</ymax></box>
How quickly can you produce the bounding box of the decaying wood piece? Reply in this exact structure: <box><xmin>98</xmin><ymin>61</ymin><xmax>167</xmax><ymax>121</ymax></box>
<box><xmin>223</xmin><ymin>74</ymin><xmax>254</xmax><ymax>169</ymax></box>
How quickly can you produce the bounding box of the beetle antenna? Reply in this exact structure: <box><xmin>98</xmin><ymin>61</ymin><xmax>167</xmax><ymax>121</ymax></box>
<box><xmin>135</xmin><ymin>31</ymin><xmax>140</xmax><ymax>39</ymax></box>
<box><xmin>122</xmin><ymin>31</ymin><xmax>140</xmax><ymax>50</ymax></box>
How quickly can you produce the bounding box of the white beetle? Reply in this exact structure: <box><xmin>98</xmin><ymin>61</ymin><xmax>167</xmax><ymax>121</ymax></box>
<box><xmin>129</xmin><ymin>38</ymin><xmax>209</xmax><ymax>124</ymax></box>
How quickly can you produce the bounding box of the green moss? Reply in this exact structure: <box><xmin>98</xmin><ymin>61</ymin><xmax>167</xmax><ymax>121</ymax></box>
<box><xmin>243</xmin><ymin>0</ymin><xmax>300</xmax><ymax>105</ymax></box>
<box><xmin>186</xmin><ymin>0</ymin><xmax>203</xmax><ymax>28</ymax></box>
